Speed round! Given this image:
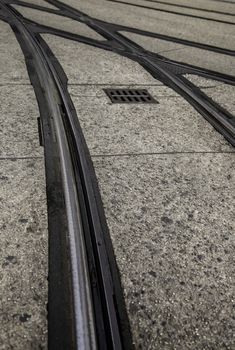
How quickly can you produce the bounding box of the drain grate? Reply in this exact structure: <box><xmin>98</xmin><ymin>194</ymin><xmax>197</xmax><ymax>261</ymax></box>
<box><xmin>104</xmin><ymin>88</ymin><xmax>158</xmax><ymax>104</ymax></box>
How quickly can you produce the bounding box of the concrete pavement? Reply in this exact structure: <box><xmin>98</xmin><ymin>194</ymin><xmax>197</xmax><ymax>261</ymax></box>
<box><xmin>0</xmin><ymin>0</ymin><xmax>234</xmax><ymax>349</ymax></box>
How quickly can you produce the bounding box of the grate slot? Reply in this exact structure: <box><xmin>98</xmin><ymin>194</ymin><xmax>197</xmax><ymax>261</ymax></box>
<box><xmin>104</xmin><ymin>88</ymin><xmax>158</xmax><ymax>104</ymax></box>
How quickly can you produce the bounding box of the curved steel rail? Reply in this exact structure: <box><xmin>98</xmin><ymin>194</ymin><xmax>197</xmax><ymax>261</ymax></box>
<box><xmin>0</xmin><ymin>2</ymin><xmax>132</xmax><ymax>349</ymax></box>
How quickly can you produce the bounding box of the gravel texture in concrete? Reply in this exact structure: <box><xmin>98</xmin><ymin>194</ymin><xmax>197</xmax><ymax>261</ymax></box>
<box><xmin>63</xmin><ymin>0</ymin><xmax>235</xmax><ymax>50</ymax></box>
<box><xmin>13</xmin><ymin>5</ymin><xmax>104</xmax><ymax>39</ymax></box>
<box><xmin>69</xmin><ymin>85</ymin><xmax>233</xmax><ymax>154</ymax></box>
<box><xmin>69</xmin><ymin>78</ymin><xmax>234</xmax><ymax>349</ymax></box>
<box><xmin>114</xmin><ymin>0</ymin><xmax>235</xmax><ymax>24</ymax></box>
<box><xmin>121</xmin><ymin>32</ymin><xmax>235</xmax><ymax>76</ymax></box>
<box><xmin>42</xmin><ymin>34</ymin><xmax>159</xmax><ymax>84</ymax></box>
<box><xmin>0</xmin><ymin>85</ymin><xmax>42</xmax><ymax>158</ymax></box>
<box><xmin>184</xmin><ymin>75</ymin><xmax>235</xmax><ymax>115</ymax></box>
<box><xmin>17</xmin><ymin>0</ymin><xmax>58</xmax><ymax>9</ymax></box>
<box><xmin>201</xmin><ymin>84</ymin><xmax>235</xmax><ymax>117</ymax></box>
<box><xmin>184</xmin><ymin>75</ymin><xmax>227</xmax><ymax>88</ymax></box>
<box><xmin>144</xmin><ymin>0</ymin><xmax>235</xmax><ymax>14</ymax></box>
<box><xmin>65</xmin><ymin>0</ymin><xmax>235</xmax><ymax>17</ymax></box>
<box><xmin>0</xmin><ymin>21</ymin><xmax>29</xmax><ymax>84</ymax></box>
<box><xmin>115</xmin><ymin>0</ymin><xmax>235</xmax><ymax>23</ymax></box>
<box><xmin>0</xmin><ymin>18</ymin><xmax>47</xmax><ymax>350</ymax></box>
<box><xmin>122</xmin><ymin>31</ymin><xmax>187</xmax><ymax>54</ymax></box>
<box><xmin>93</xmin><ymin>153</ymin><xmax>235</xmax><ymax>350</ymax></box>
<box><xmin>0</xmin><ymin>159</ymin><xmax>47</xmax><ymax>350</ymax></box>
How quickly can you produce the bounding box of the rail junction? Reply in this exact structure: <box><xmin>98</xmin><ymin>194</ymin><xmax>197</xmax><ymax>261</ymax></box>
<box><xmin>0</xmin><ymin>0</ymin><xmax>234</xmax><ymax>349</ymax></box>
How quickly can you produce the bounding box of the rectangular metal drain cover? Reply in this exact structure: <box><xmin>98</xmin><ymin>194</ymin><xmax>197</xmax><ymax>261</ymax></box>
<box><xmin>104</xmin><ymin>89</ymin><xmax>158</xmax><ymax>104</ymax></box>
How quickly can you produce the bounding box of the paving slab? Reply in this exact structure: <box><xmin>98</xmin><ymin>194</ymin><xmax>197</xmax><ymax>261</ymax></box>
<box><xmin>0</xmin><ymin>158</ymin><xmax>47</xmax><ymax>350</ymax></box>
<box><xmin>42</xmin><ymin>34</ymin><xmax>159</xmax><ymax>84</ymax></box>
<box><xmin>13</xmin><ymin>5</ymin><xmax>104</xmax><ymax>39</ymax></box>
<box><xmin>69</xmin><ymin>85</ymin><xmax>233</xmax><ymax>154</ymax></box>
<box><xmin>0</xmin><ymin>21</ymin><xmax>29</xmax><ymax>84</ymax></box>
<box><xmin>93</xmin><ymin>153</ymin><xmax>235</xmax><ymax>350</ymax></box>
<box><xmin>0</xmin><ymin>85</ymin><xmax>42</xmax><ymax>157</ymax></box>
<box><xmin>64</xmin><ymin>0</ymin><xmax>235</xmax><ymax>50</ymax></box>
